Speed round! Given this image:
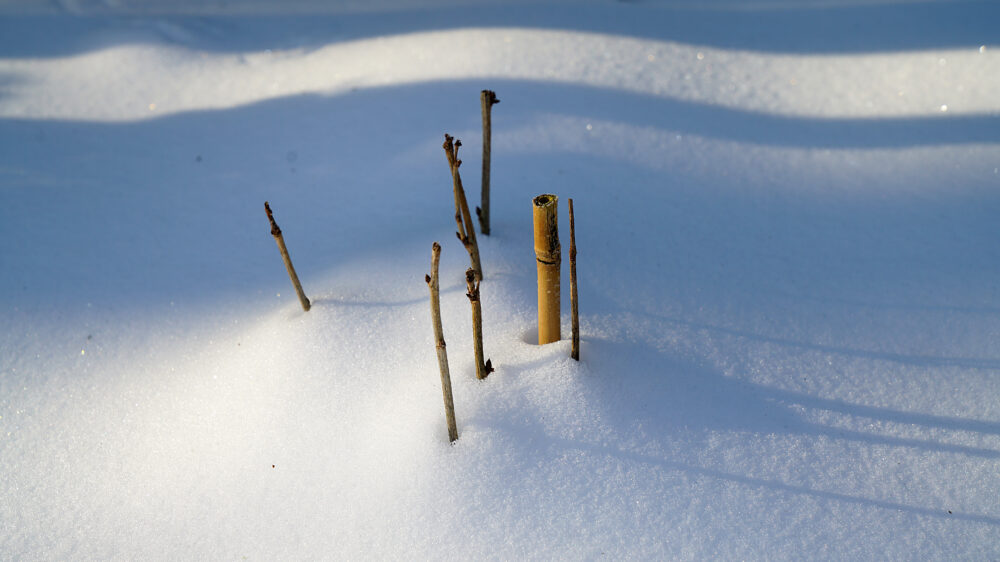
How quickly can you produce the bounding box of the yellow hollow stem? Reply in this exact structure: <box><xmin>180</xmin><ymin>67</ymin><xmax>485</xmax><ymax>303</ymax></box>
<box><xmin>533</xmin><ymin>194</ymin><xmax>560</xmax><ymax>345</ymax></box>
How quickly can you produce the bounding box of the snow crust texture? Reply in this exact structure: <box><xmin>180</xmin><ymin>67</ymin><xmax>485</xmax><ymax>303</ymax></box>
<box><xmin>1</xmin><ymin>1</ymin><xmax>999</xmax><ymax>559</ymax></box>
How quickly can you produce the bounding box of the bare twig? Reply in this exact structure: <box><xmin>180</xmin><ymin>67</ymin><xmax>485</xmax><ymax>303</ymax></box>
<box><xmin>569</xmin><ymin>198</ymin><xmax>579</xmax><ymax>361</ymax></box>
<box><xmin>478</xmin><ymin>90</ymin><xmax>499</xmax><ymax>236</ymax></box>
<box><xmin>532</xmin><ymin>194</ymin><xmax>560</xmax><ymax>344</ymax></box>
<box><xmin>465</xmin><ymin>268</ymin><xmax>494</xmax><ymax>380</ymax></box>
<box><xmin>444</xmin><ymin>134</ymin><xmax>484</xmax><ymax>281</ymax></box>
<box><xmin>265</xmin><ymin>201</ymin><xmax>311</xmax><ymax>312</ymax></box>
<box><xmin>426</xmin><ymin>243</ymin><xmax>458</xmax><ymax>442</ymax></box>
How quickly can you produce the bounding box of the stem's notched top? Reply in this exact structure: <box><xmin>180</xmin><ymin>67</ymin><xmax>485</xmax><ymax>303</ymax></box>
<box><xmin>482</xmin><ymin>90</ymin><xmax>500</xmax><ymax>107</ymax></box>
<box><xmin>478</xmin><ymin>90</ymin><xmax>499</xmax><ymax>237</ymax></box>
<box><xmin>265</xmin><ymin>201</ymin><xmax>281</xmax><ymax>237</ymax></box>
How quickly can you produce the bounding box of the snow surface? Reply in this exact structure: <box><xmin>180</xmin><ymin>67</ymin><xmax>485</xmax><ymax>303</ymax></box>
<box><xmin>1</xmin><ymin>0</ymin><xmax>999</xmax><ymax>559</ymax></box>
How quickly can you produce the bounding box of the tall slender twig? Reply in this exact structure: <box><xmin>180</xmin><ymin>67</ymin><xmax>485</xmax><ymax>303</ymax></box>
<box><xmin>532</xmin><ymin>194</ymin><xmax>560</xmax><ymax>344</ymax></box>
<box><xmin>426</xmin><ymin>243</ymin><xmax>458</xmax><ymax>442</ymax></box>
<box><xmin>265</xmin><ymin>201</ymin><xmax>311</xmax><ymax>312</ymax></box>
<box><xmin>569</xmin><ymin>198</ymin><xmax>579</xmax><ymax>361</ymax></box>
<box><xmin>465</xmin><ymin>268</ymin><xmax>494</xmax><ymax>380</ymax></box>
<box><xmin>444</xmin><ymin>134</ymin><xmax>484</xmax><ymax>281</ymax></box>
<box><xmin>478</xmin><ymin>90</ymin><xmax>499</xmax><ymax>236</ymax></box>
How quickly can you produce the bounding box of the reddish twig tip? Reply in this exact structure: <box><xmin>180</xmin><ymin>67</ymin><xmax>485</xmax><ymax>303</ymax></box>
<box><xmin>264</xmin><ymin>201</ymin><xmax>281</xmax><ymax>237</ymax></box>
<box><xmin>443</xmin><ymin>134</ymin><xmax>462</xmax><ymax>168</ymax></box>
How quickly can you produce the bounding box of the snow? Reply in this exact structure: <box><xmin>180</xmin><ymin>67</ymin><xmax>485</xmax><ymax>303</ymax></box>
<box><xmin>2</xmin><ymin>0</ymin><xmax>999</xmax><ymax>559</ymax></box>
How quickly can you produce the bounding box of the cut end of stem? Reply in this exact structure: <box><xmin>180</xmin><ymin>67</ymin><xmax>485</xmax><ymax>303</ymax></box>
<box><xmin>533</xmin><ymin>194</ymin><xmax>555</xmax><ymax>208</ymax></box>
<box><xmin>533</xmin><ymin>194</ymin><xmax>560</xmax><ymax>263</ymax></box>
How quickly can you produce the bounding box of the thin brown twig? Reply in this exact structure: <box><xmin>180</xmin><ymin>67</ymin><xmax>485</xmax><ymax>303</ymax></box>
<box><xmin>569</xmin><ymin>198</ymin><xmax>579</xmax><ymax>361</ymax></box>
<box><xmin>265</xmin><ymin>201</ymin><xmax>311</xmax><ymax>312</ymax></box>
<box><xmin>443</xmin><ymin>134</ymin><xmax>483</xmax><ymax>280</ymax></box>
<box><xmin>478</xmin><ymin>90</ymin><xmax>499</xmax><ymax>236</ymax></box>
<box><xmin>426</xmin><ymin>242</ymin><xmax>458</xmax><ymax>442</ymax></box>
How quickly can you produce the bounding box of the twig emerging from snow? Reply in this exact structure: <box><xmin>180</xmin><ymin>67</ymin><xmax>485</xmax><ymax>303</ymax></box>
<box><xmin>265</xmin><ymin>201</ymin><xmax>311</xmax><ymax>312</ymax></box>
<box><xmin>569</xmin><ymin>198</ymin><xmax>579</xmax><ymax>361</ymax></box>
<box><xmin>426</xmin><ymin>242</ymin><xmax>458</xmax><ymax>442</ymax></box>
<box><xmin>533</xmin><ymin>194</ymin><xmax>561</xmax><ymax>345</ymax></box>
<box><xmin>444</xmin><ymin>134</ymin><xmax>484</xmax><ymax>281</ymax></box>
<box><xmin>465</xmin><ymin>268</ymin><xmax>494</xmax><ymax>380</ymax></box>
<box><xmin>478</xmin><ymin>90</ymin><xmax>499</xmax><ymax>236</ymax></box>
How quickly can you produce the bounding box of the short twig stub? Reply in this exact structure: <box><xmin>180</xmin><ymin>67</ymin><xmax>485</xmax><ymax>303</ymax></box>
<box><xmin>264</xmin><ymin>201</ymin><xmax>310</xmax><ymax>312</ymax></box>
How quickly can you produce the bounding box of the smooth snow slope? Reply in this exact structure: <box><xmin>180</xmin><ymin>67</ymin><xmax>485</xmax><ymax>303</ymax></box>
<box><xmin>1</xmin><ymin>1</ymin><xmax>999</xmax><ymax>559</ymax></box>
